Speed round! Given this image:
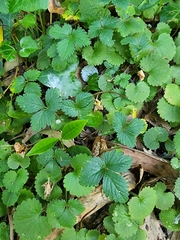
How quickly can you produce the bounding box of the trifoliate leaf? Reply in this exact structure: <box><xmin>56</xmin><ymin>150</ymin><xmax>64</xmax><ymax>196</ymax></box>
<box><xmin>157</xmin><ymin>98</ymin><xmax>180</xmax><ymax>123</ymax></box>
<box><xmin>125</xmin><ymin>82</ymin><xmax>150</xmax><ymax>103</ymax></box>
<box><xmin>114</xmin><ymin>73</ymin><xmax>131</xmax><ymax>88</ymax></box>
<box><xmin>79</xmin><ymin>156</ymin><xmax>105</xmax><ymax>186</ymax></box>
<box><xmin>153</xmin><ymin>33</ymin><xmax>176</xmax><ymax>61</ymax></box>
<box><xmin>13</xmin><ymin>199</ymin><xmax>51</xmax><ymax>240</ymax></box>
<box><xmin>26</xmin><ymin>138</ymin><xmax>59</xmax><ymax>156</ymax></box>
<box><xmin>62</xmin><ymin>120</ymin><xmax>87</xmax><ymax>140</ymax></box>
<box><xmin>7</xmin><ymin>153</ymin><xmax>30</xmax><ymax>169</ymax></box>
<box><xmin>3</xmin><ymin>169</ymin><xmax>28</xmax><ymax>193</ymax></box>
<box><xmin>160</xmin><ymin>209</ymin><xmax>180</xmax><ymax>231</ymax></box>
<box><xmin>10</xmin><ymin>76</ymin><xmax>25</xmax><ymax>94</ymax></box>
<box><xmin>153</xmin><ymin>182</ymin><xmax>174</xmax><ymax>210</ymax></box>
<box><xmin>174</xmin><ymin>177</ymin><xmax>180</xmax><ymax>200</ymax></box>
<box><xmin>23</xmin><ymin>69</ymin><xmax>41</xmax><ymax>81</ymax></box>
<box><xmin>103</xmin><ymin>170</ymin><xmax>129</xmax><ymax>203</ymax></box>
<box><xmin>128</xmin><ymin>187</ymin><xmax>157</xmax><ymax>221</ymax></box>
<box><xmin>112</xmin><ymin>112</ymin><xmax>145</xmax><ymax>148</ymax></box>
<box><xmin>164</xmin><ymin>83</ymin><xmax>180</xmax><ymax>107</ymax></box>
<box><xmin>113</xmin><ymin>204</ymin><xmax>139</xmax><ymax>238</ymax></box>
<box><xmin>2</xmin><ymin>190</ymin><xmax>19</xmax><ymax>207</ymax></box>
<box><xmin>16</xmin><ymin>93</ymin><xmax>44</xmax><ymax>113</ymax></box>
<box><xmin>143</xmin><ymin>127</ymin><xmax>168</xmax><ymax>150</ymax></box>
<box><xmin>140</xmin><ymin>53</ymin><xmax>171</xmax><ymax>86</ymax></box>
<box><xmin>47</xmin><ymin>199</ymin><xmax>84</xmax><ymax>228</ymax></box>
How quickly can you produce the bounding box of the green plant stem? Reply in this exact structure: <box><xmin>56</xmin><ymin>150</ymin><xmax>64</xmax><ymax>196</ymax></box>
<box><xmin>38</xmin><ymin>10</ymin><xmax>45</xmax><ymax>34</ymax></box>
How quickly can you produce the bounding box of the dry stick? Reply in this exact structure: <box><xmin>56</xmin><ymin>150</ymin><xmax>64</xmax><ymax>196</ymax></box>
<box><xmin>45</xmin><ymin>145</ymin><xmax>178</xmax><ymax>240</ymax></box>
<box><xmin>8</xmin><ymin>208</ymin><xmax>14</xmax><ymax>240</ymax></box>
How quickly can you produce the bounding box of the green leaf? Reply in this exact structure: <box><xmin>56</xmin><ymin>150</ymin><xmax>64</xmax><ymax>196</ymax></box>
<box><xmin>21</xmin><ymin>13</ymin><xmax>36</xmax><ymax>28</ymax></box>
<box><xmin>37</xmin><ymin>50</ymin><xmax>51</xmax><ymax>70</ymax></box>
<box><xmin>0</xmin><ymin>1</ymin><xmax>9</xmax><ymax>14</ymax></box>
<box><xmin>160</xmin><ymin>209</ymin><xmax>180</xmax><ymax>231</ymax></box>
<box><xmin>0</xmin><ymin>222</ymin><xmax>9</xmax><ymax>240</ymax></box>
<box><xmin>2</xmin><ymin>190</ymin><xmax>19</xmax><ymax>207</ymax></box>
<box><xmin>0</xmin><ymin>139</ymin><xmax>12</xmax><ymax>161</ymax></box>
<box><xmin>171</xmin><ymin>157</ymin><xmax>180</xmax><ymax>171</ymax></box>
<box><xmin>72</xmin><ymin>27</ymin><xmax>90</xmax><ymax>48</ymax></box>
<box><xmin>10</xmin><ymin>76</ymin><xmax>25</xmax><ymax>94</ymax></box>
<box><xmin>16</xmin><ymin>93</ymin><xmax>44</xmax><ymax>113</ymax></box>
<box><xmin>126</xmin><ymin>82</ymin><xmax>150</xmax><ymax>103</ymax></box>
<box><xmin>143</xmin><ymin>127</ymin><xmax>168</xmax><ymax>150</ymax></box>
<box><xmin>49</xmin><ymin>23</ymin><xmax>72</xmax><ymax>39</ymax></box>
<box><xmin>62</xmin><ymin>120</ymin><xmax>87</xmax><ymax>140</ymax></box>
<box><xmin>7</xmin><ymin>153</ymin><xmax>30</xmax><ymax>169</ymax></box>
<box><xmin>0</xmin><ymin>40</ymin><xmax>16</xmax><ymax>61</ymax></box>
<box><xmin>30</xmin><ymin>109</ymin><xmax>56</xmax><ymax>132</ymax></box>
<box><xmin>164</xmin><ymin>83</ymin><xmax>180</xmax><ymax>107</ymax></box>
<box><xmin>24</xmin><ymin>82</ymin><xmax>41</xmax><ymax>96</ymax></box>
<box><xmin>13</xmin><ymin>199</ymin><xmax>51</xmax><ymax>240</ymax></box>
<box><xmin>3</xmin><ymin>169</ymin><xmax>28</xmax><ymax>193</ymax></box>
<box><xmin>61</xmin><ymin>228</ymin><xmax>87</xmax><ymax>240</ymax></box>
<box><xmin>153</xmin><ymin>182</ymin><xmax>174</xmax><ymax>210</ymax></box>
<box><xmin>35</xmin><ymin>169</ymin><xmax>62</xmax><ymax>200</ymax></box>
<box><xmin>102</xmin><ymin>150</ymin><xmax>132</xmax><ymax>173</ymax></box>
<box><xmin>57</xmin><ymin>38</ymin><xmax>75</xmax><ymax>61</ymax></box>
<box><xmin>79</xmin><ymin>156</ymin><xmax>105</xmax><ymax>186</ymax></box>
<box><xmin>19</xmin><ymin>36</ymin><xmax>39</xmax><ymax>57</ymax></box>
<box><xmin>9</xmin><ymin>0</ymin><xmax>48</xmax><ymax>12</ymax></box>
<box><xmin>153</xmin><ymin>33</ymin><xmax>176</xmax><ymax>61</ymax></box>
<box><xmin>174</xmin><ymin>177</ymin><xmax>180</xmax><ymax>200</ymax></box>
<box><xmin>45</xmin><ymin>88</ymin><xmax>61</xmax><ymax>112</ymax></box>
<box><xmin>128</xmin><ymin>187</ymin><xmax>157</xmax><ymax>221</ymax></box>
<box><xmin>86</xmin><ymin>111</ymin><xmax>104</xmax><ymax>128</ymax></box>
<box><xmin>118</xmin><ymin>16</ymin><xmax>146</xmax><ymax>37</ymax></box>
<box><xmin>157</xmin><ymin>98</ymin><xmax>180</xmax><ymax>123</ymax></box>
<box><xmin>39</xmin><ymin>63</ymin><xmax>82</xmax><ymax>98</ymax></box>
<box><xmin>112</xmin><ymin>112</ymin><xmax>145</xmax><ymax>148</ymax></box>
<box><xmin>47</xmin><ymin>199</ymin><xmax>84</xmax><ymax>228</ymax></box>
<box><xmin>113</xmin><ymin>204</ymin><xmax>139</xmax><ymax>238</ymax></box>
<box><xmin>24</xmin><ymin>69</ymin><xmax>41</xmax><ymax>81</ymax></box>
<box><xmin>140</xmin><ymin>53</ymin><xmax>171</xmax><ymax>86</ymax></box>
<box><xmin>103</xmin><ymin>170</ymin><xmax>129</xmax><ymax>203</ymax></box>
<box><xmin>26</xmin><ymin>138</ymin><xmax>59</xmax><ymax>156</ymax></box>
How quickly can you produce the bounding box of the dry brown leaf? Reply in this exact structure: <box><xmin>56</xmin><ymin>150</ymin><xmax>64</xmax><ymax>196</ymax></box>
<box><xmin>14</xmin><ymin>142</ymin><xmax>28</xmax><ymax>158</ymax></box>
<box><xmin>42</xmin><ymin>178</ymin><xmax>54</xmax><ymax>199</ymax></box>
<box><xmin>94</xmin><ymin>98</ymin><xmax>103</xmax><ymax>111</ymax></box>
<box><xmin>141</xmin><ymin>212</ymin><xmax>166</xmax><ymax>240</ymax></box>
<box><xmin>48</xmin><ymin>0</ymin><xmax>65</xmax><ymax>14</ymax></box>
<box><xmin>92</xmin><ymin>136</ymin><xmax>107</xmax><ymax>156</ymax></box>
<box><xmin>137</xmin><ymin>69</ymin><xmax>145</xmax><ymax>81</ymax></box>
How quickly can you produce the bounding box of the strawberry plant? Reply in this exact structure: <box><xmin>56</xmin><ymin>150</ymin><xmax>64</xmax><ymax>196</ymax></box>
<box><xmin>1</xmin><ymin>0</ymin><xmax>180</xmax><ymax>239</ymax></box>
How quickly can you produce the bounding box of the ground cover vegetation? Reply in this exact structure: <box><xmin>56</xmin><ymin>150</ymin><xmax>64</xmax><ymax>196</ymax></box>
<box><xmin>1</xmin><ymin>0</ymin><xmax>180</xmax><ymax>239</ymax></box>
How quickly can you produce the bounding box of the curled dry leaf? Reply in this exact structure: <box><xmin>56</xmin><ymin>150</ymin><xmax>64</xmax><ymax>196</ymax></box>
<box><xmin>94</xmin><ymin>97</ymin><xmax>103</xmax><ymax>111</ymax></box>
<box><xmin>92</xmin><ymin>136</ymin><xmax>107</xmax><ymax>156</ymax></box>
<box><xmin>14</xmin><ymin>142</ymin><xmax>28</xmax><ymax>158</ymax></box>
<box><xmin>137</xmin><ymin>69</ymin><xmax>145</xmax><ymax>81</ymax></box>
<box><xmin>42</xmin><ymin>177</ymin><xmax>54</xmax><ymax>199</ymax></box>
<box><xmin>48</xmin><ymin>0</ymin><xmax>65</xmax><ymax>14</ymax></box>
